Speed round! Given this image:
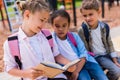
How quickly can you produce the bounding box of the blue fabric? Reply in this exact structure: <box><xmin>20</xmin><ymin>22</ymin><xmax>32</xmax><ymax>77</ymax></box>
<box><xmin>95</xmin><ymin>55</ymin><xmax>120</xmax><ymax>80</ymax></box>
<box><xmin>66</xmin><ymin>32</ymin><xmax>97</xmax><ymax>63</ymax></box>
<box><xmin>53</xmin><ymin>32</ymin><xmax>108</xmax><ymax>80</ymax></box>
<box><xmin>78</xmin><ymin>61</ymin><xmax>108</xmax><ymax>80</ymax></box>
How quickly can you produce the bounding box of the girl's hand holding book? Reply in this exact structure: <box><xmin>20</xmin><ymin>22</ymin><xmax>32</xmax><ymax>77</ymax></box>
<box><xmin>67</xmin><ymin>65</ymin><xmax>76</xmax><ymax>72</ymax></box>
<box><xmin>24</xmin><ymin>68</ymin><xmax>45</xmax><ymax>79</ymax></box>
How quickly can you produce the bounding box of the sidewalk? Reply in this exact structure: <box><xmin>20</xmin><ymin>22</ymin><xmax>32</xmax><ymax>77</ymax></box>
<box><xmin>111</xmin><ymin>26</ymin><xmax>120</xmax><ymax>52</ymax></box>
<box><xmin>0</xmin><ymin>26</ymin><xmax>120</xmax><ymax>80</ymax></box>
<box><xmin>0</xmin><ymin>72</ymin><xmax>20</xmax><ymax>80</ymax></box>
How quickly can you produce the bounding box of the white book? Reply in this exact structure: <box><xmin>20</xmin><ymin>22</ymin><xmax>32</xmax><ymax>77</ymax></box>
<box><xmin>35</xmin><ymin>59</ymin><xmax>80</xmax><ymax>78</ymax></box>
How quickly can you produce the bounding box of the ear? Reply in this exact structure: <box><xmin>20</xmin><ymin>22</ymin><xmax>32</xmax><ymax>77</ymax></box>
<box><xmin>98</xmin><ymin>8</ymin><xmax>102</xmax><ymax>14</ymax></box>
<box><xmin>23</xmin><ymin>10</ymin><xmax>30</xmax><ymax>19</ymax></box>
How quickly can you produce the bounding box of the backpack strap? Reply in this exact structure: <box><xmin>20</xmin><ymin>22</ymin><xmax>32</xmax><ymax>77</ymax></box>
<box><xmin>41</xmin><ymin>29</ymin><xmax>54</xmax><ymax>51</ymax></box>
<box><xmin>104</xmin><ymin>23</ymin><xmax>110</xmax><ymax>40</ymax></box>
<box><xmin>8</xmin><ymin>35</ymin><xmax>22</xmax><ymax>70</ymax></box>
<box><xmin>67</xmin><ymin>32</ymin><xmax>95</xmax><ymax>56</ymax></box>
<box><xmin>67</xmin><ymin>32</ymin><xmax>77</xmax><ymax>47</ymax></box>
<box><xmin>81</xmin><ymin>22</ymin><xmax>94</xmax><ymax>54</ymax></box>
<box><xmin>81</xmin><ymin>22</ymin><xmax>90</xmax><ymax>44</ymax></box>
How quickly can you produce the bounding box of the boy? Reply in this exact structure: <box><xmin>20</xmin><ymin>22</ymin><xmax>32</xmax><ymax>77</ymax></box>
<box><xmin>78</xmin><ymin>0</ymin><xmax>120</xmax><ymax>80</ymax></box>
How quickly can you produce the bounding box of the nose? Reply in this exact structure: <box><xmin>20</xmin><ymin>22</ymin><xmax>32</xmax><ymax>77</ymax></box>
<box><xmin>41</xmin><ymin>21</ymin><xmax>47</xmax><ymax>26</ymax></box>
<box><xmin>86</xmin><ymin>16</ymin><xmax>90</xmax><ymax>21</ymax></box>
<box><xmin>58</xmin><ymin>27</ymin><xmax>64</xmax><ymax>31</ymax></box>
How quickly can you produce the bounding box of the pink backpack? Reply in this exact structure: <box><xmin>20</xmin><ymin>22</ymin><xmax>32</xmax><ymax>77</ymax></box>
<box><xmin>8</xmin><ymin>29</ymin><xmax>53</xmax><ymax>69</ymax></box>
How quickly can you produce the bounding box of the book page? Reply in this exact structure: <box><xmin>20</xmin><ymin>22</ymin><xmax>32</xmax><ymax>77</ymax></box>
<box><xmin>63</xmin><ymin>59</ymin><xmax>81</xmax><ymax>70</ymax></box>
<box><xmin>41</xmin><ymin>61</ymin><xmax>64</xmax><ymax>70</ymax></box>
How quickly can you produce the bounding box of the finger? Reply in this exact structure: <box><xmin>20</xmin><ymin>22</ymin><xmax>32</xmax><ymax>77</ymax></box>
<box><xmin>117</xmin><ymin>64</ymin><xmax>120</xmax><ymax>67</ymax></box>
<box><xmin>32</xmin><ymin>68</ymin><xmax>45</xmax><ymax>78</ymax></box>
<box><xmin>32</xmin><ymin>68</ymin><xmax>43</xmax><ymax>72</ymax></box>
<box><xmin>30</xmin><ymin>69</ymin><xmax>40</xmax><ymax>79</ymax></box>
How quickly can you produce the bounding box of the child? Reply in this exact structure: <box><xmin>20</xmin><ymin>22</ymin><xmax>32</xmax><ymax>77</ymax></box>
<box><xmin>78</xmin><ymin>0</ymin><xmax>120</xmax><ymax>80</ymax></box>
<box><xmin>3</xmin><ymin>0</ymin><xmax>74</xmax><ymax>80</ymax></box>
<box><xmin>50</xmin><ymin>9</ymin><xmax>108</xmax><ymax>80</ymax></box>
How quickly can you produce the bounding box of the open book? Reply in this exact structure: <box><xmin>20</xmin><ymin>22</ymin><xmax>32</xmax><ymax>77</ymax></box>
<box><xmin>35</xmin><ymin>59</ymin><xmax>80</xmax><ymax>78</ymax></box>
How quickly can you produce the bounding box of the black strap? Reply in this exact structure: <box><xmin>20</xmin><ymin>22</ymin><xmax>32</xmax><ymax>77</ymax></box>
<box><xmin>104</xmin><ymin>23</ymin><xmax>110</xmax><ymax>40</ymax></box>
<box><xmin>46</xmin><ymin>35</ymin><xmax>53</xmax><ymax>40</ymax></box>
<box><xmin>8</xmin><ymin>36</ymin><xmax>18</xmax><ymax>41</ymax></box>
<box><xmin>81</xmin><ymin>23</ymin><xmax>89</xmax><ymax>44</ymax></box>
<box><xmin>14</xmin><ymin>56</ymin><xmax>22</xmax><ymax>69</ymax></box>
<box><xmin>41</xmin><ymin>30</ymin><xmax>53</xmax><ymax>40</ymax></box>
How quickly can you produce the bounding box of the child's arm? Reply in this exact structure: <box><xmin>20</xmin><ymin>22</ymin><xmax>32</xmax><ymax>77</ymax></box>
<box><xmin>55</xmin><ymin>54</ymin><xmax>70</xmax><ymax>65</ymax></box>
<box><xmin>8</xmin><ymin>67</ymin><xmax>44</xmax><ymax>79</ymax></box>
<box><xmin>55</xmin><ymin>54</ymin><xmax>76</xmax><ymax>72</ymax></box>
<box><xmin>70</xmin><ymin>57</ymin><xmax>86</xmax><ymax>80</ymax></box>
<box><xmin>112</xmin><ymin>57</ymin><xmax>120</xmax><ymax>67</ymax></box>
<box><xmin>106</xmin><ymin>31</ymin><xmax>120</xmax><ymax>67</ymax></box>
<box><xmin>3</xmin><ymin>41</ymin><xmax>44</xmax><ymax>79</ymax></box>
<box><xmin>53</xmin><ymin>37</ymin><xmax>76</xmax><ymax>72</ymax></box>
<box><xmin>107</xmin><ymin>35</ymin><xmax>116</xmax><ymax>53</ymax></box>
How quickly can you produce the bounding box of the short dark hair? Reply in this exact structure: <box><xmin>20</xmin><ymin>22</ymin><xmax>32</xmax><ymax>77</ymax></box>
<box><xmin>50</xmin><ymin>9</ymin><xmax>71</xmax><ymax>26</ymax></box>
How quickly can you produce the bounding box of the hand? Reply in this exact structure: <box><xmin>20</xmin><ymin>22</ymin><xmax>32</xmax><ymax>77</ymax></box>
<box><xmin>24</xmin><ymin>68</ymin><xmax>44</xmax><ymax>79</ymax></box>
<box><xmin>67</xmin><ymin>65</ymin><xmax>76</xmax><ymax>72</ymax></box>
<box><xmin>115</xmin><ymin>62</ymin><xmax>120</xmax><ymax>67</ymax></box>
<box><xmin>70</xmin><ymin>71</ymin><xmax>79</xmax><ymax>80</ymax></box>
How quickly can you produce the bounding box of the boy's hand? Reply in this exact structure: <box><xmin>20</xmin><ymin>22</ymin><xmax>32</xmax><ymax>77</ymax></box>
<box><xmin>112</xmin><ymin>57</ymin><xmax>120</xmax><ymax>67</ymax></box>
<box><xmin>24</xmin><ymin>68</ymin><xmax>44</xmax><ymax>79</ymax></box>
<box><xmin>115</xmin><ymin>62</ymin><xmax>120</xmax><ymax>67</ymax></box>
<box><xmin>67</xmin><ymin>65</ymin><xmax>76</xmax><ymax>72</ymax></box>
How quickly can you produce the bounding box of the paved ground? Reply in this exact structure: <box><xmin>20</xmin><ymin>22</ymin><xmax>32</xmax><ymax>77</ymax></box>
<box><xmin>111</xmin><ymin>26</ymin><xmax>120</xmax><ymax>52</ymax></box>
<box><xmin>0</xmin><ymin>26</ymin><xmax>120</xmax><ymax>80</ymax></box>
<box><xmin>0</xmin><ymin>72</ymin><xmax>20</xmax><ymax>80</ymax></box>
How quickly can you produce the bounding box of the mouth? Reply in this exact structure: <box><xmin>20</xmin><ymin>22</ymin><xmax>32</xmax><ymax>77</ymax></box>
<box><xmin>58</xmin><ymin>32</ymin><xmax>64</xmax><ymax>35</ymax></box>
<box><xmin>87</xmin><ymin>20</ymin><xmax>92</xmax><ymax>23</ymax></box>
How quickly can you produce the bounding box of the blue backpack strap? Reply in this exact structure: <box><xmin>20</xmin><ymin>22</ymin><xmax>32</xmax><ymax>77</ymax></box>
<box><xmin>81</xmin><ymin>22</ymin><xmax>90</xmax><ymax>43</ymax></box>
<box><xmin>41</xmin><ymin>29</ymin><xmax>54</xmax><ymax>52</ymax></box>
<box><xmin>104</xmin><ymin>23</ymin><xmax>110</xmax><ymax>40</ymax></box>
<box><xmin>67</xmin><ymin>32</ymin><xmax>77</xmax><ymax>47</ymax></box>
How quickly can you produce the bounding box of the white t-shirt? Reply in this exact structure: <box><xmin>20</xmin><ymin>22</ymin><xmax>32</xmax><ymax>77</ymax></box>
<box><xmin>56</xmin><ymin>36</ymin><xmax>78</xmax><ymax>61</ymax></box>
<box><xmin>91</xmin><ymin>24</ymin><xmax>107</xmax><ymax>56</ymax></box>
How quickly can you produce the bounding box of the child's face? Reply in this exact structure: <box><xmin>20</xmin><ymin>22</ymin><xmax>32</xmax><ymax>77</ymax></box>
<box><xmin>24</xmin><ymin>10</ymin><xmax>49</xmax><ymax>36</ymax></box>
<box><xmin>52</xmin><ymin>16</ymin><xmax>69</xmax><ymax>40</ymax></box>
<box><xmin>81</xmin><ymin>9</ymin><xmax>100</xmax><ymax>28</ymax></box>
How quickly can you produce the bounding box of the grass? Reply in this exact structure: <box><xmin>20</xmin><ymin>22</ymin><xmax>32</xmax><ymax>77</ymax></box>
<box><xmin>57</xmin><ymin>0</ymin><xmax>82</xmax><ymax>9</ymax></box>
<box><xmin>0</xmin><ymin>5</ymin><xmax>16</xmax><ymax>20</ymax></box>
